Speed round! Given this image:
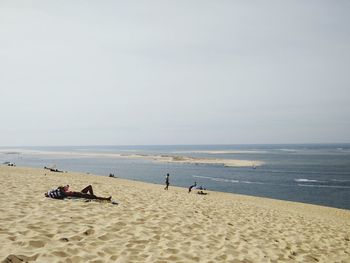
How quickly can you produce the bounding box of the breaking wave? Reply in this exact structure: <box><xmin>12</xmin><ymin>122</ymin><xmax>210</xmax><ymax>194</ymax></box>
<box><xmin>294</xmin><ymin>178</ymin><xmax>326</xmax><ymax>183</ymax></box>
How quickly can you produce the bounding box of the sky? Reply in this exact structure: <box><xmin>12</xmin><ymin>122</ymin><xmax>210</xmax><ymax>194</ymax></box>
<box><xmin>0</xmin><ymin>0</ymin><xmax>349</xmax><ymax>146</ymax></box>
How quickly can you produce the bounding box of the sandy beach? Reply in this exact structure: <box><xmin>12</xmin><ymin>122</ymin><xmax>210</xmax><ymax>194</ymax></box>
<box><xmin>0</xmin><ymin>166</ymin><xmax>349</xmax><ymax>263</ymax></box>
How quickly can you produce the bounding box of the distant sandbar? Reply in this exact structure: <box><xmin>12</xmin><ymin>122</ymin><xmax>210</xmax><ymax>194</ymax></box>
<box><xmin>0</xmin><ymin>149</ymin><xmax>264</xmax><ymax>167</ymax></box>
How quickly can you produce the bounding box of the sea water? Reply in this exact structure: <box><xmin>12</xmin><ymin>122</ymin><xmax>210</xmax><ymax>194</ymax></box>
<box><xmin>1</xmin><ymin>144</ymin><xmax>350</xmax><ymax>210</ymax></box>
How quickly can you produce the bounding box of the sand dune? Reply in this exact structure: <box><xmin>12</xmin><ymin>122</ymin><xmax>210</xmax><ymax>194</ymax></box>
<box><xmin>0</xmin><ymin>166</ymin><xmax>349</xmax><ymax>262</ymax></box>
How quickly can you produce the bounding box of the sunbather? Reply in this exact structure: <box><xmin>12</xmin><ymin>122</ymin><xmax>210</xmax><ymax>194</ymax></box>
<box><xmin>45</xmin><ymin>185</ymin><xmax>111</xmax><ymax>201</ymax></box>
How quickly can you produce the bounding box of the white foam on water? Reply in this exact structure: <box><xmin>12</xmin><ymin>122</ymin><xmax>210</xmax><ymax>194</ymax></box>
<box><xmin>294</xmin><ymin>178</ymin><xmax>326</xmax><ymax>183</ymax></box>
<box><xmin>192</xmin><ymin>175</ymin><xmax>265</xmax><ymax>185</ymax></box>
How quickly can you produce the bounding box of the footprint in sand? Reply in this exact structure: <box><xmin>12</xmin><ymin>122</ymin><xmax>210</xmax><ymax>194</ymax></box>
<box><xmin>4</xmin><ymin>254</ymin><xmax>39</xmax><ymax>263</ymax></box>
<box><xmin>69</xmin><ymin>235</ymin><xmax>84</xmax><ymax>241</ymax></box>
<box><xmin>7</xmin><ymin>236</ymin><xmax>16</xmax><ymax>241</ymax></box>
<box><xmin>28</xmin><ymin>240</ymin><xmax>45</xmax><ymax>248</ymax></box>
<box><xmin>84</xmin><ymin>228</ymin><xmax>95</xmax><ymax>236</ymax></box>
<box><xmin>59</xmin><ymin>237</ymin><xmax>69</xmax><ymax>242</ymax></box>
<box><xmin>98</xmin><ymin>233</ymin><xmax>114</xmax><ymax>241</ymax></box>
<box><xmin>52</xmin><ymin>250</ymin><xmax>69</xmax><ymax>257</ymax></box>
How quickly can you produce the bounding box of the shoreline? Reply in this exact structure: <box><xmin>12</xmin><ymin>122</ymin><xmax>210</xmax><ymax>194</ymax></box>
<box><xmin>0</xmin><ymin>153</ymin><xmax>348</xmax><ymax>210</ymax></box>
<box><xmin>1</xmin><ymin>165</ymin><xmax>350</xmax><ymax>262</ymax></box>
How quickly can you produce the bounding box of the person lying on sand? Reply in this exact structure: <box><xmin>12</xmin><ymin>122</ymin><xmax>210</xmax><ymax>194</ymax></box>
<box><xmin>45</xmin><ymin>185</ymin><xmax>111</xmax><ymax>201</ymax></box>
<box><xmin>44</xmin><ymin>166</ymin><xmax>64</xmax><ymax>173</ymax></box>
<box><xmin>189</xmin><ymin>182</ymin><xmax>207</xmax><ymax>194</ymax></box>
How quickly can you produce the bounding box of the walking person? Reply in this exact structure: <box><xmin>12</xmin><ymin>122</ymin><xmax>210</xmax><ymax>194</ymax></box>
<box><xmin>164</xmin><ymin>173</ymin><xmax>170</xmax><ymax>190</ymax></box>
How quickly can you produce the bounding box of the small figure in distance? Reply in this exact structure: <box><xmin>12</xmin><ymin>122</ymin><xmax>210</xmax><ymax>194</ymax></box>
<box><xmin>45</xmin><ymin>185</ymin><xmax>112</xmax><ymax>201</ymax></box>
<box><xmin>4</xmin><ymin>162</ymin><xmax>16</xmax><ymax>167</ymax></box>
<box><xmin>109</xmin><ymin>173</ymin><xmax>115</xmax><ymax>178</ymax></box>
<box><xmin>164</xmin><ymin>173</ymin><xmax>170</xmax><ymax>190</ymax></box>
<box><xmin>44</xmin><ymin>166</ymin><xmax>63</xmax><ymax>173</ymax></box>
<box><xmin>197</xmin><ymin>185</ymin><xmax>207</xmax><ymax>195</ymax></box>
<box><xmin>189</xmin><ymin>183</ymin><xmax>208</xmax><ymax>195</ymax></box>
<box><xmin>188</xmin><ymin>181</ymin><xmax>197</xmax><ymax>193</ymax></box>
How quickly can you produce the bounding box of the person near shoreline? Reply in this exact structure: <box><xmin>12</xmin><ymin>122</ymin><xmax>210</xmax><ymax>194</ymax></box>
<box><xmin>45</xmin><ymin>185</ymin><xmax>111</xmax><ymax>201</ymax></box>
<box><xmin>188</xmin><ymin>182</ymin><xmax>208</xmax><ymax>195</ymax></box>
<box><xmin>188</xmin><ymin>182</ymin><xmax>197</xmax><ymax>193</ymax></box>
<box><xmin>44</xmin><ymin>166</ymin><xmax>63</xmax><ymax>173</ymax></box>
<box><xmin>164</xmin><ymin>173</ymin><xmax>170</xmax><ymax>190</ymax></box>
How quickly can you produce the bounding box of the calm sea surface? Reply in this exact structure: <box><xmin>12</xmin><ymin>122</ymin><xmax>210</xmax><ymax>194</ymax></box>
<box><xmin>1</xmin><ymin>144</ymin><xmax>350</xmax><ymax>210</ymax></box>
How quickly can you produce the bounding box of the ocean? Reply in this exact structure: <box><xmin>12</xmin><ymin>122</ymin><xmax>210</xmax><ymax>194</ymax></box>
<box><xmin>1</xmin><ymin>144</ymin><xmax>350</xmax><ymax>210</ymax></box>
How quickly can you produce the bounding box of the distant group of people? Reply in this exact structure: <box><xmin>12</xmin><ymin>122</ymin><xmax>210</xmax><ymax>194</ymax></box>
<box><xmin>189</xmin><ymin>182</ymin><xmax>207</xmax><ymax>195</ymax></box>
<box><xmin>44</xmin><ymin>166</ymin><xmax>64</xmax><ymax>173</ymax></box>
<box><xmin>164</xmin><ymin>173</ymin><xmax>207</xmax><ymax>195</ymax></box>
<box><xmin>3</xmin><ymin>162</ymin><xmax>16</xmax><ymax>167</ymax></box>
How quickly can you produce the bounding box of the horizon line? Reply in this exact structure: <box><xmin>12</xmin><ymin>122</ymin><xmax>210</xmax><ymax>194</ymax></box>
<box><xmin>1</xmin><ymin>142</ymin><xmax>350</xmax><ymax>148</ymax></box>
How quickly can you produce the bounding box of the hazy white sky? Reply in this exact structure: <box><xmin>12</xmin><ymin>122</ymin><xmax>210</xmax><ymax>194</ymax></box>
<box><xmin>0</xmin><ymin>0</ymin><xmax>349</xmax><ymax>146</ymax></box>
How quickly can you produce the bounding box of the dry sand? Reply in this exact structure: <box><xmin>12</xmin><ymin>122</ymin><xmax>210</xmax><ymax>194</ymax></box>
<box><xmin>0</xmin><ymin>166</ymin><xmax>349</xmax><ymax>263</ymax></box>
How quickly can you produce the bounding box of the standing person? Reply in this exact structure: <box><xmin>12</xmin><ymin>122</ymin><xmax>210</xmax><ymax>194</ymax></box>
<box><xmin>164</xmin><ymin>173</ymin><xmax>170</xmax><ymax>190</ymax></box>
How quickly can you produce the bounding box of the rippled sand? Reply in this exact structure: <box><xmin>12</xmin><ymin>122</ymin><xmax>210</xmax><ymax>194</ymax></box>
<box><xmin>0</xmin><ymin>166</ymin><xmax>349</xmax><ymax>263</ymax></box>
